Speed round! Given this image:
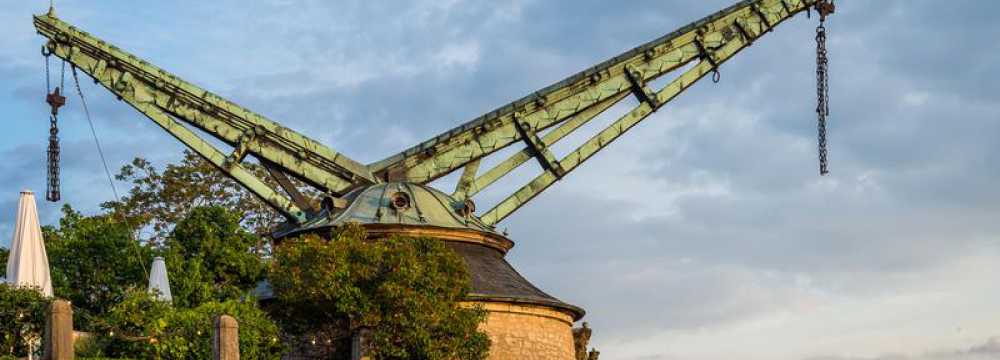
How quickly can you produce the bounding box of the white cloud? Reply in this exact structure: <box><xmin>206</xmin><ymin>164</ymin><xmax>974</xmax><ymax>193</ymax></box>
<box><xmin>902</xmin><ymin>92</ymin><xmax>930</xmax><ymax>107</ymax></box>
<box><xmin>603</xmin><ymin>253</ymin><xmax>1000</xmax><ymax>360</ymax></box>
<box><xmin>434</xmin><ymin>40</ymin><xmax>481</xmax><ymax>69</ymax></box>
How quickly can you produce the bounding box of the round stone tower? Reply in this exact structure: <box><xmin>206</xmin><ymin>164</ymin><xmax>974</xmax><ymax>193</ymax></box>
<box><xmin>276</xmin><ymin>182</ymin><xmax>584</xmax><ymax>359</ymax></box>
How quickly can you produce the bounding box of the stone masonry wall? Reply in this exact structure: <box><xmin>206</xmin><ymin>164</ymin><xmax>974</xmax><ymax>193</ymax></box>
<box><xmin>472</xmin><ymin>302</ymin><xmax>576</xmax><ymax>360</ymax></box>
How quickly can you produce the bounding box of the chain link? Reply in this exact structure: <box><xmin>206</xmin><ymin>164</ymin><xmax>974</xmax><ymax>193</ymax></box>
<box><xmin>47</xmin><ymin>114</ymin><xmax>60</xmax><ymax>201</ymax></box>
<box><xmin>815</xmin><ymin>21</ymin><xmax>830</xmax><ymax>175</ymax></box>
<box><xmin>43</xmin><ymin>52</ymin><xmax>62</xmax><ymax>201</ymax></box>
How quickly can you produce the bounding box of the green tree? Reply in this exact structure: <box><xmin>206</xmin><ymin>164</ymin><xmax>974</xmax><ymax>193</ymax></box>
<box><xmin>163</xmin><ymin>206</ymin><xmax>267</xmax><ymax>307</ymax></box>
<box><xmin>0</xmin><ymin>284</ymin><xmax>49</xmax><ymax>358</ymax></box>
<box><xmin>85</xmin><ymin>289</ymin><xmax>282</xmax><ymax>359</ymax></box>
<box><xmin>269</xmin><ymin>225</ymin><xmax>491</xmax><ymax>360</ymax></box>
<box><xmin>0</xmin><ymin>154</ymin><xmax>285</xmax><ymax>357</ymax></box>
<box><xmin>110</xmin><ymin>150</ymin><xmax>290</xmax><ymax>239</ymax></box>
<box><xmin>43</xmin><ymin>205</ymin><xmax>275</xmax><ymax>357</ymax></box>
<box><xmin>44</xmin><ymin>205</ymin><xmax>152</xmax><ymax>330</ymax></box>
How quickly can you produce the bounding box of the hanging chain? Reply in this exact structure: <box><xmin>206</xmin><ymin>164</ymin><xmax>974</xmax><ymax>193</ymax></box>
<box><xmin>815</xmin><ymin>23</ymin><xmax>829</xmax><ymax>175</ymax></box>
<box><xmin>815</xmin><ymin>0</ymin><xmax>834</xmax><ymax>176</ymax></box>
<box><xmin>47</xmin><ymin>113</ymin><xmax>61</xmax><ymax>202</ymax></box>
<box><xmin>43</xmin><ymin>46</ymin><xmax>66</xmax><ymax>202</ymax></box>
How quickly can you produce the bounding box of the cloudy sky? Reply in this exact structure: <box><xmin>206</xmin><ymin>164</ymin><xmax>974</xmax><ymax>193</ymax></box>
<box><xmin>2</xmin><ymin>1</ymin><xmax>1000</xmax><ymax>359</ymax></box>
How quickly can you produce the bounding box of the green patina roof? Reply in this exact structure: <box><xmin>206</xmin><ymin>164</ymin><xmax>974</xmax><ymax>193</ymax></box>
<box><xmin>277</xmin><ymin>182</ymin><xmax>498</xmax><ymax>238</ymax></box>
<box><xmin>267</xmin><ymin>182</ymin><xmax>583</xmax><ymax>319</ymax></box>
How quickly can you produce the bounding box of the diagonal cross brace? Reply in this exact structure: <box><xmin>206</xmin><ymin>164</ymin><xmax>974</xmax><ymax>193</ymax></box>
<box><xmin>624</xmin><ymin>64</ymin><xmax>660</xmax><ymax>108</ymax></box>
<box><xmin>453</xmin><ymin>159</ymin><xmax>480</xmax><ymax>200</ymax></box>
<box><xmin>478</xmin><ymin>0</ymin><xmax>818</xmax><ymax>225</ymax></box>
<box><xmin>513</xmin><ymin>112</ymin><xmax>566</xmax><ymax>179</ymax></box>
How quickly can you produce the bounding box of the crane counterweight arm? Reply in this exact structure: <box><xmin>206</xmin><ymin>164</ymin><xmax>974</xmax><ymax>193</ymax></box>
<box><xmin>33</xmin><ymin>13</ymin><xmax>377</xmax><ymax>222</ymax></box>
<box><xmin>371</xmin><ymin>0</ymin><xmax>824</xmax><ymax>225</ymax></box>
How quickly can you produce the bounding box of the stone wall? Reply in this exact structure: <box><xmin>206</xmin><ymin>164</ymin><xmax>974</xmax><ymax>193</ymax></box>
<box><xmin>472</xmin><ymin>302</ymin><xmax>577</xmax><ymax>360</ymax></box>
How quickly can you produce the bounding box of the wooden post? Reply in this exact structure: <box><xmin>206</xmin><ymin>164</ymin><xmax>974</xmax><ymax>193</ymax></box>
<box><xmin>43</xmin><ymin>299</ymin><xmax>74</xmax><ymax>360</ymax></box>
<box><xmin>213</xmin><ymin>315</ymin><xmax>239</xmax><ymax>360</ymax></box>
<box><xmin>351</xmin><ymin>328</ymin><xmax>371</xmax><ymax>360</ymax></box>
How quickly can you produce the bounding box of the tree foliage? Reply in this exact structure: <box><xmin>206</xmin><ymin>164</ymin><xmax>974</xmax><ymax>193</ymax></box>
<box><xmin>162</xmin><ymin>206</ymin><xmax>267</xmax><ymax>308</ymax></box>
<box><xmin>0</xmin><ymin>284</ymin><xmax>49</xmax><ymax>358</ymax></box>
<box><xmin>44</xmin><ymin>205</ymin><xmax>153</xmax><ymax>330</ymax></box>
<box><xmin>21</xmin><ymin>148</ymin><xmax>285</xmax><ymax>356</ymax></box>
<box><xmin>81</xmin><ymin>289</ymin><xmax>282</xmax><ymax>359</ymax></box>
<box><xmin>269</xmin><ymin>224</ymin><xmax>491</xmax><ymax>360</ymax></box>
<box><xmin>38</xmin><ymin>203</ymin><xmax>277</xmax><ymax>356</ymax></box>
<box><xmin>0</xmin><ymin>150</ymin><xmax>494</xmax><ymax>358</ymax></box>
<box><xmin>38</xmin><ymin>196</ymin><xmax>269</xmax><ymax>308</ymax></box>
<box><xmin>109</xmin><ymin>150</ymin><xmax>285</xmax><ymax>239</ymax></box>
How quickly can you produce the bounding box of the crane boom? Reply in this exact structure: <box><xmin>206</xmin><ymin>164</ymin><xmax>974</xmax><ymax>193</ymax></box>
<box><xmin>34</xmin><ymin>11</ymin><xmax>377</xmax><ymax>223</ymax></box>
<box><xmin>370</xmin><ymin>0</ymin><xmax>824</xmax><ymax>224</ymax></box>
<box><xmin>33</xmin><ymin>0</ymin><xmax>830</xmax><ymax>228</ymax></box>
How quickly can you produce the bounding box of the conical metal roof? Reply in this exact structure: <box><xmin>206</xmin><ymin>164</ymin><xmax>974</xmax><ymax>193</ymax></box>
<box><xmin>6</xmin><ymin>190</ymin><xmax>53</xmax><ymax>297</ymax></box>
<box><xmin>278</xmin><ymin>182</ymin><xmax>499</xmax><ymax>239</ymax></box>
<box><xmin>266</xmin><ymin>182</ymin><xmax>583</xmax><ymax>320</ymax></box>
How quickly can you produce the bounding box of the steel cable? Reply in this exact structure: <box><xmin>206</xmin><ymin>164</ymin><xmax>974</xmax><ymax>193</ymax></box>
<box><xmin>71</xmin><ymin>65</ymin><xmax>149</xmax><ymax>281</ymax></box>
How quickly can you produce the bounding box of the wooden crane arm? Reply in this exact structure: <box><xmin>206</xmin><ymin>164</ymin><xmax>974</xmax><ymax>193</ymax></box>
<box><xmin>371</xmin><ymin>0</ymin><xmax>822</xmax><ymax>225</ymax></box>
<box><xmin>33</xmin><ymin>0</ymin><xmax>828</xmax><ymax>227</ymax></box>
<box><xmin>33</xmin><ymin>12</ymin><xmax>377</xmax><ymax>222</ymax></box>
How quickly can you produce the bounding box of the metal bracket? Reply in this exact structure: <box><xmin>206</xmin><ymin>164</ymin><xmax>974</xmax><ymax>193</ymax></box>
<box><xmin>733</xmin><ymin>19</ymin><xmax>753</xmax><ymax>45</ymax></box>
<box><xmin>225</xmin><ymin>127</ymin><xmax>258</xmax><ymax>168</ymax></box>
<box><xmin>263</xmin><ymin>161</ymin><xmax>317</xmax><ymax>216</ymax></box>
<box><xmin>624</xmin><ymin>64</ymin><xmax>660</xmax><ymax>108</ymax></box>
<box><xmin>815</xmin><ymin>0</ymin><xmax>835</xmax><ymax>20</ymax></box>
<box><xmin>752</xmin><ymin>4</ymin><xmax>773</xmax><ymax>33</ymax></box>
<box><xmin>513</xmin><ymin>112</ymin><xmax>566</xmax><ymax>178</ymax></box>
<box><xmin>694</xmin><ymin>38</ymin><xmax>722</xmax><ymax>83</ymax></box>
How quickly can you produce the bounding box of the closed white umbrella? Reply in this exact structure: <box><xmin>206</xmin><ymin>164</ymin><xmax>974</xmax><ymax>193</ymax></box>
<box><xmin>6</xmin><ymin>190</ymin><xmax>53</xmax><ymax>297</ymax></box>
<box><xmin>148</xmin><ymin>256</ymin><xmax>172</xmax><ymax>303</ymax></box>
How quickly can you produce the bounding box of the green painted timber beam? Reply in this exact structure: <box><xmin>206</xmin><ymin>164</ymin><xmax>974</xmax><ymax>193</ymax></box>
<box><xmin>33</xmin><ymin>13</ymin><xmax>376</xmax><ymax>205</ymax></box>
<box><xmin>31</xmin><ymin>0</ymin><xmax>821</xmax><ymax>227</ymax></box>
<box><xmin>455</xmin><ymin>92</ymin><xmax>627</xmax><ymax>200</ymax></box>
<box><xmin>371</xmin><ymin>0</ymin><xmax>818</xmax><ymax>189</ymax></box>
<box><xmin>40</xmin><ymin>40</ymin><xmax>309</xmax><ymax>222</ymax></box>
<box><xmin>477</xmin><ymin>0</ymin><xmax>818</xmax><ymax>225</ymax></box>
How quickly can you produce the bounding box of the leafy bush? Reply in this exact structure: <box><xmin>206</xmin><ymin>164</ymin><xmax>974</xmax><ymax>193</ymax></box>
<box><xmin>0</xmin><ymin>284</ymin><xmax>49</xmax><ymax>358</ymax></box>
<box><xmin>83</xmin><ymin>290</ymin><xmax>282</xmax><ymax>359</ymax></box>
<box><xmin>162</xmin><ymin>206</ymin><xmax>267</xmax><ymax>308</ymax></box>
<box><xmin>43</xmin><ymin>205</ymin><xmax>152</xmax><ymax>330</ymax></box>
<box><xmin>269</xmin><ymin>224</ymin><xmax>491</xmax><ymax>360</ymax></box>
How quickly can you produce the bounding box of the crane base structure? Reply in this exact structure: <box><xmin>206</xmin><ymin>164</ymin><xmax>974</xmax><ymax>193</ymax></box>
<box><xmin>261</xmin><ymin>182</ymin><xmax>586</xmax><ymax>359</ymax></box>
